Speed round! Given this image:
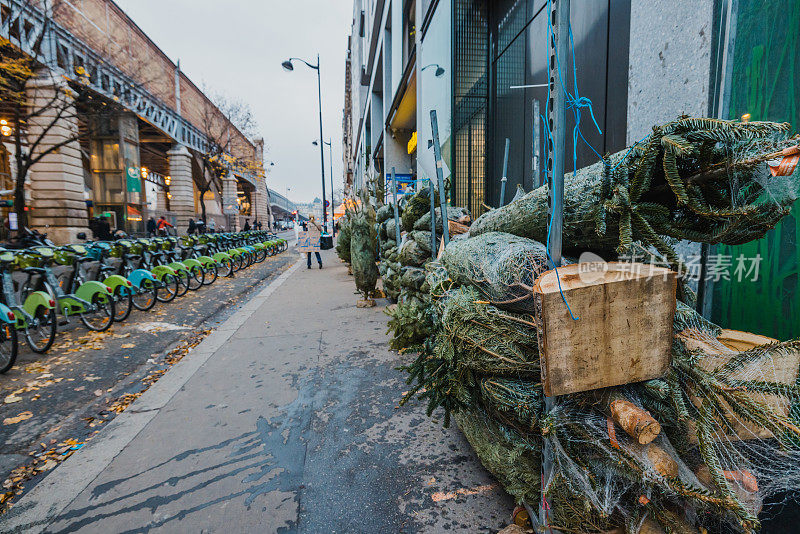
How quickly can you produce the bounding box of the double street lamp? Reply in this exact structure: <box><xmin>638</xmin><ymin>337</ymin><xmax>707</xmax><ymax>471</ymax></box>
<box><xmin>282</xmin><ymin>55</ymin><xmax>328</xmax><ymax>231</ymax></box>
<box><xmin>313</xmin><ymin>137</ymin><xmax>335</xmax><ymax>236</ymax></box>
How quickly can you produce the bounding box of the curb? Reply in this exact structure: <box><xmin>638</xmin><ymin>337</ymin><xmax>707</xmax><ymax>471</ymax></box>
<box><xmin>0</xmin><ymin>257</ymin><xmax>303</xmax><ymax>533</ymax></box>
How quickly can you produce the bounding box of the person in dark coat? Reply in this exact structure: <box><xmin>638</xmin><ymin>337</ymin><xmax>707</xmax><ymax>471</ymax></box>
<box><xmin>242</xmin><ymin>219</ymin><xmax>251</xmax><ymax>232</ymax></box>
<box><xmin>188</xmin><ymin>218</ymin><xmax>197</xmax><ymax>235</ymax></box>
<box><xmin>146</xmin><ymin>217</ymin><xmax>157</xmax><ymax>237</ymax></box>
<box><xmin>97</xmin><ymin>215</ymin><xmax>112</xmax><ymax>241</ymax></box>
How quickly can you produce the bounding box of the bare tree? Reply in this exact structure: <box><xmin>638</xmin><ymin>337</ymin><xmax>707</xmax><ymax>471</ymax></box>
<box><xmin>1</xmin><ymin>0</ymin><xmax>154</xmax><ymax>232</ymax></box>
<box><xmin>196</xmin><ymin>88</ymin><xmax>260</xmax><ymax>224</ymax></box>
<box><xmin>1</xmin><ymin>37</ymin><xmax>118</xmax><ymax>230</ymax></box>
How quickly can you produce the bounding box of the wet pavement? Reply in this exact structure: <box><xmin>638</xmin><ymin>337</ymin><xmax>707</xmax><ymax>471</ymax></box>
<box><xmin>0</xmin><ymin>247</ymin><xmax>513</xmax><ymax>533</ymax></box>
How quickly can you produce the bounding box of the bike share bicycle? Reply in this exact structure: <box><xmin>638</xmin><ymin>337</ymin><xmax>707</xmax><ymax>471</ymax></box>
<box><xmin>21</xmin><ymin>246</ymin><xmax>115</xmax><ymax>332</ymax></box>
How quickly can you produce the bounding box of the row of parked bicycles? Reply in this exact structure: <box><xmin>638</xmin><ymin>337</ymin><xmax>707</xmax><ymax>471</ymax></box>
<box><xmin>0</xmin><ymin>231</ymin><xmax>288</xmax><ymax>373</ymax></box>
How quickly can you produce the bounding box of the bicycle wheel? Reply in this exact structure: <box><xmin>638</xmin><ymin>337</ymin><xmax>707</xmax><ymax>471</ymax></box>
<box><xmin>80</xmin><ymin>293</ymin><xmax>115</xmax><ymax>332</ymax></box>
<box><xmin>232</xmin><ymin>255</ymin><xmax>244</xmax><ymax>272</ymax></box>
<box><xmin>175</xmin><ymin>270</ymin><xmax>190</xmax><ymax>296</ymax></box>
<box><xmin>187</xmin><ymin>266</ymin><xmax>204</xmax><ymax>290</ymax></box>
<box><xmin>132</xmin><ymin>279</ymin><xmax>158</xmax><ymax>310</ymax></box>
<box><xmin>255</xmin><ymin>248</ymin><xmax>267</xmax><ymax>263</ymax></box>
<box><xmin>202</xmin><ymin>263</ymin><xmax>218</xmax><ymax>285</ymax></box>
<box><xmin>26</xmin><ymin>306</ymin><xmax>57</xmax><ymax>354</ymax></box>
<box><xmin>114</xmin><ymin>285</ymin><xmax>133</xmax><ymax>322</ymax></box>
<box><xmin>156</xmin><ymin>273</ymin><xmax>179</xmax><ymax>303</ymax></box>
<box><xmin>218</xmin><ymin>259</ymin><xmax>234</xmax><ymax>277</ymax></box>
<box><xmin>0</xmin><ymin>323</ymin><xmax>18</xmax><ymax>374</ymax></box>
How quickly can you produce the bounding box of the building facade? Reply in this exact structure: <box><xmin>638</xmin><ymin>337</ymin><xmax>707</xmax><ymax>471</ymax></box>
<box><xmin>0</xmin><ymin>0</ymin><xmax>278</xmax><ymax>241</ymax></box>
<box><xmin>342</xmin><ymin>0</ymin><xmax>800</xmax><ymax>341</ymax></box>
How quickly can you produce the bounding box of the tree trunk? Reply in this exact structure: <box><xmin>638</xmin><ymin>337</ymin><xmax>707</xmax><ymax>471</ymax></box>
<box><xmin>13</xmin><ymin>107</ymin><xmax>27</xmax><ymax>233</ymax></box>
<box><xmin>199</xmin><ymin>185</ymin><xmax>209</xmax><ymax>224</ymax></box>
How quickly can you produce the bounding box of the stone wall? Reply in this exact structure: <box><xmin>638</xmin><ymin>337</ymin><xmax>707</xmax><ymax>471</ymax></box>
<box><xmin>626</xmin><ymin>0</ymin><xmax>714</xmax><ymax>144</ymax></box>
<box><xmin>25</xmin><ymin>72</ymin><xmax>89</xmax><ymax>244</ymax></box>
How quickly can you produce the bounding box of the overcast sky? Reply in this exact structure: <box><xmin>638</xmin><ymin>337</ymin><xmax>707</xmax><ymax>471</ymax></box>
<box><xmin>115</xmin><ymin>0</ymin><xmax>352</xmax><ymax>205</ymax></box>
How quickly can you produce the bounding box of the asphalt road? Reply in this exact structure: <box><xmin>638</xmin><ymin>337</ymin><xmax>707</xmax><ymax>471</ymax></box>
<box><xmin>0</xmin><ymin>238</ymin><xmax>296</xmax><ymax>507</ymax></box>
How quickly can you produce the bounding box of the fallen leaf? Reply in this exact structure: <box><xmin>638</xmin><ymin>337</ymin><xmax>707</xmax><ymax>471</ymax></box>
<box><xmin>93</xmin><ymin>390</ymin><xmax>103</xmax><ymax>397</ymax></box>
<box><xmin>4</xmin><ymin>395</ymin><xmax>22</xmax><ymax>404</ymax></box>
<box><xmin>3</xmin><ymin>412</ymin><xmax>33</xmax><ymax>425</ymax></box>
<box><xmin>120</xmin><ymin>343</ymin><xmax>135</xmax><ymax>349</ymax></box>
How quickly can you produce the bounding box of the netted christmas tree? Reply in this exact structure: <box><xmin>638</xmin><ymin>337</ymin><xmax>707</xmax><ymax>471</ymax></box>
<box><xmin>398</xmin><ymin>118</ymin><xmax>800</xmax><ymax>533</ymax></box>
<box><xmin>349</xmin><ymin>188</ymin><xmax>379</xmax><ymax>307</ymax></box>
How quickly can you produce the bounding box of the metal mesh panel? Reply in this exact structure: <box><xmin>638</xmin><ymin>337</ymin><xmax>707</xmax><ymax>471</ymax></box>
<box><xmin>453</xmin><ymin>0</ymin><xmax>488</xmax><ymax>217</ymax></box>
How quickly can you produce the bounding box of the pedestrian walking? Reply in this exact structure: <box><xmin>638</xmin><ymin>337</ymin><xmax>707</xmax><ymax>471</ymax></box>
<box><xmin>242</xmin><ymin>219</ymin><xmax>251</xmax><ymax>232</ymax></box>
<box><xmin>188</xmin><ymin>218</ymin><xmax>196</xmax><ymax>235</ymax></box>
<box><xmin>146</xmin><ymin>216</ymin><xmax>156</xmax><ymax>237</ymax></box>
<box><xmin>157</xmin><ymin>216</ymin><xmax>173</xmax><ymax>236</ymax></box>
<box><xmin>304</xmin><ymin>217</ymin><xmax>322</xmax><ymax>269</ymax></box>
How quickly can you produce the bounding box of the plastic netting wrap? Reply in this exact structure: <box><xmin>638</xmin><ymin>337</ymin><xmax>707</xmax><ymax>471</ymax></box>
<box><xmin>413</xmin><ymin>206</ymin><xmax>472</xmax><ymax>233</ymax></box>
<box><xmin>402</xmin><ymin>251</ymin><xmax>800</xmax><ymax>532</ymax></box>
<box><xmin>376</xmin><ymin>203</ymin><xmax>394</xmax><ymax>224</ymax></box>
<box><xmin>469</xmin><ymin>118</ymin><xmax>800</xmax><ymax>263</ymax></box>
<box><xmin>385</xmin><ymin>218</ymin><xmax>399</xmax><ymax>243</ymax></box>
<box><xmin>380</xmin><ymin>238</ymin><xmax>396</xmax><ymax>255</ymax></box>
<box><xmin>440</xmin><ymin>231</ymin><xmax>558</xmax><ymax>313</ymax></box>
<box><xmin>401</xmin><ymin>184</ymin><xmax>439</xmax><ymax>232</ymax></box>
<box><xmin>399</xmin><ymin>266</ymin><xmax>428</xmax><ymax>292</ymax></box>
<box><xmin>336</xmin><ymin>214</ymin><xmax>352</xmax><ymax>263</ymax></box>
<box><xmin>350</xmin><ymin>202</ymin><xmax>379</xmax><ymax>298</ymax></box>
<box><xmin>398</xmin><ymin>236</ymin><xmax>430</xmax><ymax>267</ymax></box>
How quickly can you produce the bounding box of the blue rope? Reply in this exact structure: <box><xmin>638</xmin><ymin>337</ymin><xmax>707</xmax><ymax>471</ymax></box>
<box><xmin>609</xmin><ymin>134</ymin><xmax>650</xmax><ymax>174</ymax></box>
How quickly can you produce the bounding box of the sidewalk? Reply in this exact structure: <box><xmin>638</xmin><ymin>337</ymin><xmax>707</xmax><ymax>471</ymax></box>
<box><xmin>0</xmin><ymin>249</ymin><xmax>512</xmax><ymax>533</ymax></box>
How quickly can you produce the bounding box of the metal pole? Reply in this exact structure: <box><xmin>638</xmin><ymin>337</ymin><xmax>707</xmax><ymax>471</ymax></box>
<box><xmin>315</xmin><ymin>54</ymin><xmax>328</xmax><ymax>231</ymax></box>
<box><xmin>500</xmin><ymin>138</ymin><xmax>510</xmax><ymax>207</ymax></box>
<box><xmin>429</xmin><ymin>177</ymin><xmax>437</xmax><ymax>258</ymax></box>
<box><xmin>391</xmin><ymin>167</ymin><xmax>401</xmax><ymax>244</ymax></box>
<box><xmin>328</xmin><ymin>139</ymin><xmax>335</xmax><ymax>237</ymax></box>
<box><xmin>430</xmin><ymin>110</ymin><xmax>449</xmax><ymax>247</ymax></box>
<box><xmin>540</xmin><ymin>0</ymin><xmax>569</xmax><ymax>531</ymax></box>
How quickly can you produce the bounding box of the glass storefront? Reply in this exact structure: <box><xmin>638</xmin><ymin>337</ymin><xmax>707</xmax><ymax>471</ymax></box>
<box><xmin>451</xmin><ymin>0</ymin><xmax>629</xmax><ymax>217</ymax></box>
<box><xmin>87</xmin><ymin>114</ymin><xmax>144</xmax><ymax>234</ymax></box>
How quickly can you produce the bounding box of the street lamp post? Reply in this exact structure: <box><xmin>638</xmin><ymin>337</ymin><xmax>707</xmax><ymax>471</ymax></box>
<box><xmin>313</xmin><ymin>138</ymin><xmax>335</xmax><ymax>237</ymax></box>
<box><xmin>282</xmin><ymin>55</ymin><xmax>327</xmax><ymax>232</ymax></box>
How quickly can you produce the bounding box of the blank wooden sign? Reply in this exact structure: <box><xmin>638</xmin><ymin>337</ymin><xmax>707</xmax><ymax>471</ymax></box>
<box><xmin>533</xmin><ymin>262</ymin><xmax>677</xmax><ymax>397</ymax></box>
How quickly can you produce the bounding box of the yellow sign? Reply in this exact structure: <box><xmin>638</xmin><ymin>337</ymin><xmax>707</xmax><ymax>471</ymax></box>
<box><xmin>407</xmin><ymin>131</ymin><xmax>417</xmax><ymax>154</ymax></box>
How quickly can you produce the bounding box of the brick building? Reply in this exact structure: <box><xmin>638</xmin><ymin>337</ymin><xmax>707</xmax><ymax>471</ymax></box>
<box><xmin>0</xmin><ymin>0</ymin><xmax>275</xmax><ymax>242</ymax></box>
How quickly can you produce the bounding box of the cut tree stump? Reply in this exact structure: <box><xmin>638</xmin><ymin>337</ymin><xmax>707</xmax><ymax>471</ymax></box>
<box><xmin>534</xmin><ymin>262</ymin><xmax>677</xmax><ymax>396</ymax></box>
<box><xmin>357</xmin><ymin>298</ymin><xmax>376</xmax><ymax>308</ymax></box>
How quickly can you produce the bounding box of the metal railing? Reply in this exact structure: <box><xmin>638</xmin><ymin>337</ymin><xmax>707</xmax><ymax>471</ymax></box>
<box><xmin>0</xmin><ymin>0</ymin><xmax>209</xmax><ymax>153</ymax></box>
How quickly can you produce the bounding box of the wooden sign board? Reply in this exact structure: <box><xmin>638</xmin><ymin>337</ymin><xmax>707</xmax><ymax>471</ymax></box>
<box><xmin>534</xmin><ymin>262</ymin><xmax>677</xmax><ymax>397</ymax></box>
<box><xmin>296</xmin><ymin>230</ymin><xmax>320</xmax><ymax>253</ymax></box>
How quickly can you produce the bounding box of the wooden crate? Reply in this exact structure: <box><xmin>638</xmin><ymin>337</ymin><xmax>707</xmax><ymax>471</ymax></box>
<box><xmin>534</xmin><ymin>262</ymin><xmax>677</xmax><ymax>397</ymax></box>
